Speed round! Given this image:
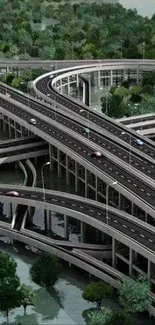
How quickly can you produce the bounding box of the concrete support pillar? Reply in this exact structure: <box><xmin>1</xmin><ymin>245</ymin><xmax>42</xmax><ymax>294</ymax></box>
<box><xmin>82</xmin><ymin>82</ymin><xmax>86</xmax><ymax>103</ymax></box>
<box><xmin>98</xmin><ymin>70</ymin><xmax>101</xmax><ymax>88</ymax></box>
<box><xmin>147</xmin><ymin>260</ymin><xmax>151</xmax><ymax>280</ymax></box>
<box><xmin>123</xmin><ymin>69</ymin><xmax>126</xmax><ymax>81</ymax></box>
<box><xmin>59</xmin><ymin>78</ymin><xmax>63</xmax><ymax>94</ymax></box>
<box><xmin>57</xmin><ymin>149</ymin><xmax>61</xmax><ymax>178</ymax></box>
<box><xmin>44</xmin><ymin>209</ymin><xmax>47</xmax><ymax>231</ymax></box>
<box><xmin>80</xmin><ymin>221</ymin><xmax>85</xmax><ymax>243</ymax></box>
<box><xmin>131</xmin><ymin>201</ymin><xmax>134</xmax><ymax>215</ymax></box>
<box><xmin>137</xmin><ymin>66</ymin><xmax>139</xmax><ymax>84</ymax></box>
<box><xmin>3</xmin><ymin>120</ymin><xmax>6</xmax><ymax>132</ymax></box>
<box><xmin>64</xmin><ymin>215</ymin><xmax>69</xmax><ymax>240</ymax></box>
<box><xmin>88</xmin><ymin>78</ymin><xmax>91</xmax><ymax>107</ymax></box>
<box><xmin>85</xmin><ymin>169</ymin><xmax>87</xmax><ymax>197</ymax></box>
<box><xmin>8</xmin><ymin>118</ymin><xmax>11</xmax><ymax>138</ymax></box>
<box><xmin>95</xmin><ymin>176</ymin><xmax>97</xmax><ymax>201</ymax></box>
<box><xmin>145</xmin><ymin>212</ymin><xmax>148</xmax><ymax>223</ymax></box>
<box><xmin>134</xmin><ymin>251</ymin><xmax>138</xmax><ymax>264</ymax></box>
<box><xmin>118</xmin><ymin>192</ymin><xmax>121</xmax><ymax>210</ymax></box>
<box><xmin>49</xmin><ymin>144</ymin><xmax>53</xmax><ymax>172</ymax></box>
<box><xmin>34</xmin><ymin>157</ymin><xmax>37</xmax><ymax>166</ymax></box>
<box><xmin>47</xmin><ymin>210</ymin><xmax>52</xmax><ymax>231</ymax></box>
<box><xmin>9</xmin><ymin>203</ymin><xmax>13</xmax><ymax>220</ymax></box>
<box><xmin>67</xmin><ymin>76</ymin><xmax>70</xmax><ymax>94</ymax></box>
<box><xmin>75</xmin><ymin>162</ymin><xmax>78</xmax><ymax>193</ymax></box>
<box><xmin>14</xmin><ymin>122</ymin><xmax>18</xmax><ymax>138</ymax></box>
<box><xmin>110</xmin><ymin>70</ymin><xmax>113</xmax><ymax>86</ymax></box>
<box><xmin>129</xmin><ymin>248</ymin><xmax>133</xmax><ymax>277</ymax></box>
<box><xmin>76</xmin><ymin>74</ymin><xmax>79</xmax><ymax>88</ymax></box>
<box><xmin>112</xmin><ymin>237</ymin><xmax>116</xmax><ymax>268</ymax></box>
<box><xmin>66</xmin><ymin>155</ymin><xmax>69</xmax><ymax>185</ymax></box>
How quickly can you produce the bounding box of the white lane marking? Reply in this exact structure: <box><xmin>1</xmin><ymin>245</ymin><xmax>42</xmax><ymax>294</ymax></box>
<box><xmin>123</xmin><ymin>224</ymin><xmax>127</xmax><ymax>228</ymax></box>
<box><xmin>52</xmin><ymin>199</ymin><xmax>57</xmax><ymax>202</ymax></box>
<box><xmin>140</xmin><ymin>188</ymin><xmax>144</xmax><ymax>192</ymax></box>
<box><xmin>114</xmin><ymin>220</ymin><xmax>118</xmax><ymax>223</ymax></box>
<box><xmin>147</xmin><ymin>193</ymin><xmax>151</xmax><ymax>196</ymax></box>
<box><xmin>90</xmin><ymin>209</ymin><xmax>94</xmax><ymax>212</ymax></box>
<box><xmin>31</xmin><ymin>195</ymin><xmax>37</xmax><ymax>198</ymax></box>
<box><xmin>140</xmin><ymin>234</ymin><xmax>145</xmax><ymax>238</ymax></box>
<box><xmin>149</xmin><ymin>239</ymin><xmax>153</xmax><ymax>243</ymax></box>
<box><xmin>131</xmin><ymin>229</ymin><xmax>135</xmax><ymax>232</ymax></box>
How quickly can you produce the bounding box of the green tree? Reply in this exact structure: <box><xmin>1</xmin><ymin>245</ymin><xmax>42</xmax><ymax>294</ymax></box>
<box><xmin>19</xmin><ymin>284</ymin><xmax>37</xmax><ymax>314</ymax></box>
<box><xmin>118</xmin><ymin>275</ymin><xmax>151</xmax><ymax>313</ymax></box>
<box><xmin>0</xmin><ymin>252</ymin><xmax>17</xmax><ymax>279</ymax></box>
<box><xmin>106</xmin><ymin>310</ymin><xmax>133</xmax><ymax>325</ymax></box>
<box><xmin>0</xmin><ymin>275</ymin><xmax>21</xmax><ymax>323</ymax></box>
<box><xmin>82</xmin><ymin>281</ymin><xmax>113</xmax><ymax>308</ymax></box>
<box><xmin>87</xmin><ymin>307</ymin><xmax>112</xmax><ymax>325</ymax></box>
<box><xmin>11</xmin><ymin>77</ymin><xmax>24</xmax><ymax>89</ymax></box>
<box><xmin>114</xmin><ymin>86</ymin><xmax>129</xmax><ymax>97</ymax></box>
<box><xmin>30</xmin><ymin>252</ymin><xmax>60</xmax><ymax>288</ymax></box>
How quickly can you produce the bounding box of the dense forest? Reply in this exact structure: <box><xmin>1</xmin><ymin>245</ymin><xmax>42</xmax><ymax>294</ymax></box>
<box><xmin>0</xmin><ymin>0</ymin><xmax>155</xmax><ymax>60</ymax></box>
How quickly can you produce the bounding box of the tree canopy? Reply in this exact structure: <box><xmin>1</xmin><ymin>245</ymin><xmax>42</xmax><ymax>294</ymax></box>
<box><xmin>30</xmin><ymin>252</ymin><xmax>60</xmax><ymax>288</ymax></box>
<box><xmin>0</xmin><ymin>1</ymin><xmax>155</xmax><ymax>60</ymax></box>
<box><xmin>118</xmin><ymin>275</ymin><xmax>151</xmax><ymax>313</ymax></box>
<box><xmin>82</xmin><ymin>281</ymin><xmax>113</xmax><ymax>307</ymax></box>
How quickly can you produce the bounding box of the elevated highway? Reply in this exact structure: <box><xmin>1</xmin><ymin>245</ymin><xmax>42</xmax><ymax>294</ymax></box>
<box><xmin>1</xmin><ymin>91</ymin><xmax>155</xmax><ymax>220</ymax></box>
<box><xmin>0</xmin><ymin>138</ymin><xmax>48</xmax><ymax>164</ymax></box>
<box><xmin>1</xmin><ymin>60</ymin><xmax>155</xmax><ymax>313</ymax></box>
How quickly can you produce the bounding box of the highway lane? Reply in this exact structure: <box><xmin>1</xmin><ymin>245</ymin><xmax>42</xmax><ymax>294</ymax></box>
<box><xmin>1</xmin><ymin>87</ymin><xmax>155</xmax><ymax>182</ymax></box>
<box><xmin>0</xmin><ymin>136</ymin><xmax>42</xmax><ymax>149</ymax></box>
<box><xmin>1</xmin><ymin>94</ymin><xmax>155</xmax><ymax>209</ymax></box>
<box><xmin>0</xmin><ymin>185</ymin><xmax>155</xmax><ymax>252</ymax></box>
<box><xmin>0</xmin><ymin>142</ymin><xmax>48</xmax><ymax>158</ymax></box>
<box><xmin>36</xmin><ymin>71</ymin><xmax>155</xmax><ymax>158</ymax></box>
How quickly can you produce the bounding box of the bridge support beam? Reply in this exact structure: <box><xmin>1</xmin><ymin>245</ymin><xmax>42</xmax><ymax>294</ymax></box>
<box><xmin>47</xmin><ymin>210</ymin><xmax>52</xmax><ymax>231</ymax></box>
<box><xmin>129</xmin><ymin>248</ymin><xmax>133</xmax><ymax>277</ymax></box>
<box><xmin>98</xmin><ymin>70</ymin><xmax>101</xmax><ymax>88</ymax></box>
<box><xmin>110</xmin><ymin>70</ymin><xmax>113</xmax><ymax>86</ymax></box>
<box><xmin>57</xmin><ymin>149</ymin><xmax>61</xmax><ymax>178</ymax></box>
<box><xmin>67</xmin><ymin>76</ymin><xmax>70</xmax><ymax>94</ymax></box>
<box><xmin>64</xmin><ymin>215</ymin><xmax>69</xmax><ymax>240</ymax></box>
<box><xmin>80</xmin><ymin>221</ymin><xmax>85</xmax><ymax>243</ymax></box>
<box><xmin>112</xmin><ymin>238</ymin><xmax>117</xmax><ymax>268</ymax></box>
<box><xmin>82</xmin><ymin>82</ymin><xmax>86</xmax><ymax>104</ymax></box>
<box><xmin>66</xmin><ymin>155</ymin><xmax>69</xmax><ymax>185</ymax></box>
<box><xmin>75</xmin><ymin>162</ymin><xmax>78</xmax><ymax>193</ymax></box>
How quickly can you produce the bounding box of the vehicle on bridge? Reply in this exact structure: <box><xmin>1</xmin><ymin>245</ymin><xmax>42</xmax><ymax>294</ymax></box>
<box><xmin>91</xmin><ymin>151</ymin><xmax>103</xmax><ymax>158</ymax></box>
<box><xmin>6</xmin><ymin>191</ymin><xmax>19</xmax><ymax>197</ymax></box>
<box><xmin>30</xmin><ymin>118</ymin><xmax>37</xmax><ymax>125</ymax></box>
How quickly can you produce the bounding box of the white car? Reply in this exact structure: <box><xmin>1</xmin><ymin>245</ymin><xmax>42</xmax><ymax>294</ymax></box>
<box><xmin>135</xmin><ymin>139</ymin><xmax>144</xmax><ymax>146</ymax></box>
<box><xmin>30</xmin><ymin>118</ymin><xmax>37</xmax><ymax>125</ymax></box>
<box><xmin>6</xmin><ymin>191</ymin><xmax>19</xmax><ymax>197</ymax></box>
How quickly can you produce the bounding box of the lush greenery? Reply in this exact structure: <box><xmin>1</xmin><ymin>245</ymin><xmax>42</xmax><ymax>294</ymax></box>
<box><xmin>87</xmin><ymin>307</ymin><xmax>133</xmax><ymax>325</ymax></box>
<box><xmin>30</xmin><ymin>252</ymin><xmax>61</xmax><ymax>288</ymax></box>
<box><xmin>0</xmin><ymin>252</ymin><xmax>37</xmax><ymax>323</ymax></box>
<box><xmin>101</xmin><ymin>71</ymin><xmax>155</xmax><ymax>118</ymax></box>
<box><xmin>19</xmin><ymin>283</ymin><xmax>37</xmax><ymax>314</ymax></box>
<box><xmin>0</xmin><ymin>68</ymin><xmax>44</xmax><ymax>92</ymax></box>
<box><xmin>118</xmin><ymin>275</ymin><xmax>151</xmax><ymax>313</ymax></box>
<box><xmin>82</xmin><ymin>281</ymin><xmax>113</xmax><ymax>307</ymax></box>
<box><xmin>83</xmin><ymin>276</ymin><xmax>151</xmax><ymax>325</ymax></box>
<box><xmin>0</xmin><ymin>1</ymin><xmax>155</xmax><ymax>60</ymax></box>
